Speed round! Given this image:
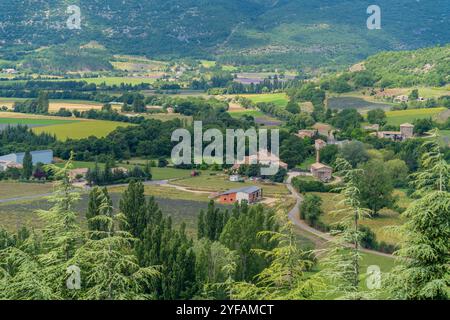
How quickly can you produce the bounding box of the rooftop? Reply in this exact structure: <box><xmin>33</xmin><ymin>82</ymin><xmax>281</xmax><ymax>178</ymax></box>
<box><xmin>219</xmin><ymin>186</ymin><xmax>261</xmax><ymax>196</ymax></box>
<box><xmin>310</xmin><ymin>162</ymin><xmax>332</xmax><ymax>170</ymax></box>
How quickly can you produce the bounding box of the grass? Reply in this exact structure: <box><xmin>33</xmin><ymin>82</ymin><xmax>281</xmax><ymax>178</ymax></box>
<box><xmin>0</xmin><ymin>181</ymin><xmax>53</xmax><ymax>200</ymax></box>
<box><xmin>32</xmin><ymin>120</ymin><xmax>134</xmax><ymax>140</ymax></box>
<box><xmin>385</xmin><ymin>107</ymin><xmax>446</xmax><ymax>126</ymax></box>
<box><xmin>240</xmin><ymin>93</ymin><xmax>289</xmax><ymax>108</ymax></box>
<box><xmin>297</xmin><ymin>156</ymin><xmax>316</xmax><ymax>170</ymax></box>
<box><xmin>0</xmin><ymin>118</ymin><xmax>76</xmax><ymax>126</ymax></box>
<box><xmin>172</xmin><ymin>173</ymin><xmax>289</xmax><ymax>197</ymax></box>
<box><xmin>55</xmin><ymin>161</ymin><xmax>198</xmax><ymax>181</ymax></box>
<box><xmin>311</xmin><ymin>189</ymin><xmax>412</xmax><ymax>245</ymax></box>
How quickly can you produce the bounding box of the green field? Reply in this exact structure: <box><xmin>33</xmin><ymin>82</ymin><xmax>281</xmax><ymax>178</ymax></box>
<box><xmin>0</xmin><ymin>117</ymin><xmax>77</xmax><ymax>126</ymax></box>
<box><xmin>385</xmin><ymin>107</ymin><xmax>446</xmax><ymax>126</ymax></box>
<box><xmin>312</xmin><ymin>189</ymin><xmax>411</xmax><ymax>245</ymax></box>
<box><xmin>56</xmin><ymin>161</ymin><xmax>200</xmax><ymax>181</ymax></box>
<box><xmin>172</xmin><ymin>173</ymin><xmax>289</xmax><ymax>197</ymax></box>
<box><xmin>32</xmin><ymin>119</ymin><xmax>133</xmax><ymax>140</ymax></box>
<box><xmin>241</xmin><ymin>93</ymin><xmax>289</xmax><ymax>108</ymax></box>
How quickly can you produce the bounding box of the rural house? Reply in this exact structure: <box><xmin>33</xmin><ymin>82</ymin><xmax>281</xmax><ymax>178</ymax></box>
<box><xmin>310</xmin><ymin>162</ymin><xmax>333</xmax><ymax>182</ymax></box>
<box><xmin>231</xmin><ymin>150</ymin><xmax>288</xmax><ymax>171</ymax></box>
<box><xmin>218</xmin><ymin>186</ymin><xmax>263</xmax><ymax>204</ymax></box>
<box><xmin>310</xmin><ymin>140</ymin><xmax>333</xmax><ymax>182</ymax></box>
<box><xmin>0</xmin><ymin>150</ymin><xmax>53</xmax><ymax>165</ymax></box>
<box><xmin>375</xmin><ymin>123</ymin><xmax>414</xmax><ymax>141</ymax></box>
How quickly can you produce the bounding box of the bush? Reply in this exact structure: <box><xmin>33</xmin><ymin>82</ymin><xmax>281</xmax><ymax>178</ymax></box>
<box><xmin>292</xmin><ymin>177</ymin><xmax>331</xmax><ymax>193</ymax></box>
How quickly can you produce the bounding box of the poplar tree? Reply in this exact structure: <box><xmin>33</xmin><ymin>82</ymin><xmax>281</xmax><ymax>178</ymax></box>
<box><xmin>386</xmin><ymin>131</ymin><xmax>450</xmax><ymax>300</ymax></box>
<box><xmin>119</xmin><ymin>180</ymin><xmax>147</xmax><ymax>238</ymax></box>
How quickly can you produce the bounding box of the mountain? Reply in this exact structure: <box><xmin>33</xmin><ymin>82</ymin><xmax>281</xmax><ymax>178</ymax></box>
<box><xmin>0</xmin><ymin>0</ymin><xmax>448</xmax><ymax>69</ymax></box>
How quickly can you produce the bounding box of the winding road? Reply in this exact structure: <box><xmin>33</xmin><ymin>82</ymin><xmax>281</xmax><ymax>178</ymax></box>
<box><xmin>285</xmin><ymin>172</ymin><xmax>393</xmax><ymax>258</ymax></box>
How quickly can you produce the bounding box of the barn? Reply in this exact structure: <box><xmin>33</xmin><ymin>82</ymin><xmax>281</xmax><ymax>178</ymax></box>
<box><xmin>0</xmin><ymin>150</ymin><xmax>53</xmax><ymax>165</ymax></box>
<box><xmin>218</xmin><ymin>186</ymin><xmax>263</xmax><ymax>204</ymax></box>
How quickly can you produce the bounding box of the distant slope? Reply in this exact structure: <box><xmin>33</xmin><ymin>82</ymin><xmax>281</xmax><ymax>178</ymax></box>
<box><xmin>362</xmin><ymin>45</ymin><xmax>450</xmax><ymax>87</ymax></box>
<box><xmin>0</xmin><ymin>0</ymin><xmax>448</xmax><ymax>69</ymax></box>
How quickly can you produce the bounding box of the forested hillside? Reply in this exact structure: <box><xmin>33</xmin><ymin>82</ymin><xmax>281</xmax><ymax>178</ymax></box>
<box><xmin>0</xmin><ymin>0</ymin><xmax>448</xmax><ymax>69</ymax></box>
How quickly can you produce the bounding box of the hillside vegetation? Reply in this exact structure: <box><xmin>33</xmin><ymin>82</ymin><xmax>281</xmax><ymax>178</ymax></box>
<box><xmin>1</xmin><ymin>0</ymin><xmax>449</xmax><ymax>70</ymax></box>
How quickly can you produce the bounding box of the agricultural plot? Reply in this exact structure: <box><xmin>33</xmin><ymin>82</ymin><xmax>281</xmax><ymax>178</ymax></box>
<box><xmin>0</xmin><ymin>193</ymin><xmax>229</xmax><ymax>237</ymax></box>
<box><xmin>385</xmin><ymin>107</ymin><xmax>446</xmax><ymax>126</ymax></box>
<box><xmin>328</xmin><ymin>96</ymin><xmax>393</xmax><ymax>112</ymax></box>
<box><xmin>32</xmin><ymin>119</ymin><xmax>134</xmax><ymax>140</ymax></box>
<box><xmin>311</xmin><ymin>189</ymin><xmax>411</xmax><ymax>245</ymax></box>
<box><xmin>241</xmin><ymin>93</ymin><xmax>289</xmax><ymax>108</ymax></box>
<box><xmin>0</xmin><ymin>181</ymin><xmax>53</xmax><ymax>200</ymax></box>
<box><xmin>172</xmin><ymin>173</ymin><xmax>289</xmax><ymax>197</ymax></box>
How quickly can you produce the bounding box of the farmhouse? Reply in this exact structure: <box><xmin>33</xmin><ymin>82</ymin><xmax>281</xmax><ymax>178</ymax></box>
<box><xmin>229</xmin><ymin>174</ymin><xmax>243</xmax><ymax>182</ymax></box>
<box><xmin>0</xmin><ymin>150</ymin><xmax>53</xmax><ymax>165</ymax></box>
<box><xmin>0</xmin><ymin>160</ymin><xmax>22</xmax><ymax>172</ymax></box>
<box><xmin>310</xmin><ymin>162</ymin><xmax>333</xmax><ymax>182</ymax></box>
<box><xmin>394</xmin><ymin>95</ymin><xmax>409</xmax><ymax>103</ymax></box>
<box><xmin>296</xmin><ymin>129</ymin><xmax>317</xmax><ymax>139</ymax></box>
<box><xmin>375</xmin><ymin>123</ymin><xmax>414</xmax><ymax>141</ymax></box>
<box><xmin>310</xmin><ymin>139</ymin><xmax>333</xmax><ymax>182</ymax></box>
<box><xmin>218</xmin><ymin>186</ymin><xmax>263</xmax><ymax>204</ymax></box>
<box><xmin>231</xmin><ymin>150</ymin><xmax>288</xmax><ymax>171</ymax></box>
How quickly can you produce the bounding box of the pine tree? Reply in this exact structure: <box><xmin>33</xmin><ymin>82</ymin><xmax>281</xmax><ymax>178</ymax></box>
<box><xmin>231</xmin><ymin>207</ymin><xmax>321</xmax><ymax>300</ymax></box>
<box><xmin>35</xmin><ymin>155</ymin><xmax>82</xmax><ymax>298</ymax></box>
<box><xmin>86</xmin><ymin>187</ymin><xmax>113</xmax><ymax>238</ymax></box>
<box><xmin>320</xmin><ymin>158</ymin><xmax>371</xmax><ymax>300</ymax></box>
<box><xmin>21</xmin><ymin>150</ymin><xmax>33</xmax><ymax>180</ymax></box>
<box><xmin>72</xmin><ymin>194</ymin><xmax>159</xmax><ymax>299</ymax></box>
<box><xmin>386</xmin><ymin>131</ymin><xmax>450</xmax><ymax>300</ymax></box>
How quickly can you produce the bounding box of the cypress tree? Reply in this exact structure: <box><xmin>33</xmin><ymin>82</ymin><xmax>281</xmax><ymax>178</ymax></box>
<box><xmin>22</xmin><ymin>150</ymin><xmax>33</xmax><ymax>180</ymax></box>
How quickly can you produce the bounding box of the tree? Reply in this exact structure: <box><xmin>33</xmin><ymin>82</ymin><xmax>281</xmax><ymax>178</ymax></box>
<box><xmin>86</xmin><ymin>187</ymin><xmax>113</xmax><ymax>237</ymax></box>
<box><xmin>220</xmin><ymin>205</ymin><xmax>278</xmax><ymax>281</ymax></box>
<box><xmin>193</xmin><ymin>239</ymin><xmax>237</xmax><ymax>299</ymax></box>
<box><xmin>339</xmin><ymin>141</ymin><xmax>369</xmax><ymax>167</ymax></box>
<box><xmin>385</xmin><ymin>159</ymin><xmax>409</xmax><ymax>188</ymax></box>
<box><xmin>299</xmin><ymin>194</ymin><xmax>323</xmax><ymax>226</ymax></box>
<box><xmin>119</xmin><ymin>180</ymin><xmax>147</xmax><ymax>239</ymax></box>
<box><xmin>21</xmin><ymin>150</ymin><xmax>33</xmax><ymax>180</ymax></box>
<box><xmin>367</xmin><ymin>109</ymin><xmax>387</xmax><ymax>126</ymax></box>
<box><xmin>357</xmin><ymin>159</ymin><xmax>395</xmax><ymax>215</ymax></box>
<box><xmin>286</xmin><ymin>101</ymin><xmax>300</xmax><ymax>114</ymax></box>
<box><xmin>386</xmin><ymin>131</ymin><xmax>450</xmax><ymax>299</ymax></box>
<box><xmin>231</xmin><ymin>206</ymin><xmax>320</xmax><ymax>300</ymax></box>
<box><xmin>408</xmin><ymin>89</ymin><xmax>419</xmax><ymax>101</ymax></box>
<box><xmin>197</xmin><ymin>201</ymin><xmax>229</xmax><ymax>242</ymax></box>
<box><xmin>320</xmin><ymin>158</ymin><xmax>371</xmax><ymax>299</ymax></box>
<box><xmin>36</xmin><ymin>91</ymin><xmax>49</xmax><ymax>114</ymax></box>
<box><xmin>413</xmin><ymin>117</ymin><xmax>434</xmax><ymax>135</ymax></box>
<box><xmin>72</xmin><ymin>194</ymin><xmax>159</xmax><ymax>299</ymax></box>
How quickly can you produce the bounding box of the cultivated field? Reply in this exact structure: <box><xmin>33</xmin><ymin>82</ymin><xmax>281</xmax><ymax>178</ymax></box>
<box><xmin>172</xmin><ymin>173</ymin><xmax>290</xmax><ymax>197</ymax></box>
<box><xmin>32</xmin><ymin>119</ymin><xmax>134</xmax><ymax>140</ymax></box>
<box><xmin>312</xmin><ymin>189</ymin><xmax>412</xmax><ymax>245</ymax></box>
<box><xmin>0</xmin><ymin>181</ymin><xmax>53</xmax><ymax>200</ymax></box>
<box><xmin>385</xmin><ymin>107</ymin><xmax>446</xmax><ymax>126</ymax></box>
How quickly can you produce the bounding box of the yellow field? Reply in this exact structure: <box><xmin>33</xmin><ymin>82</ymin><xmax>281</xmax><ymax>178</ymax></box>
<box><xmin>32</xmin><ymin>119</ymin><xmax>134</xmax><ymax>140</ymax></box>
